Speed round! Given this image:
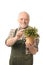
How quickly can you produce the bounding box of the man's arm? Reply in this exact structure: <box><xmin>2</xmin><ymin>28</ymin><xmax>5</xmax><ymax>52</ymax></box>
<box><xmin>5</xmin><ymin>36</ymin><xmax>18</xmax><ymax>47</ymax></box>
<box><xmin>5</xmin><ymin>29</ymin><xmax>18</xmax><ymax>47</ymax></box>
<box><xmin>25</xmin><ymin>38</ymin><xmax>39</xmax><ymax>54</ymax></box>
<box><xmin>28</xmin><ymin>44</ymin><xmax>38</xmax><ymax>54</ymax></box>
<box><xmin>5</xmin><ymin>29</ymin><xmax>24</xmax><ymax>47</ymax></box>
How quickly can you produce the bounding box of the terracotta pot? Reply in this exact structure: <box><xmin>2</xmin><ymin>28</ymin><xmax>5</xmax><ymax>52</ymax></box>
<box><xmin>25</xmin><ymin>36</ymin><xmax>34</xmax><ymax>45</ymax></box>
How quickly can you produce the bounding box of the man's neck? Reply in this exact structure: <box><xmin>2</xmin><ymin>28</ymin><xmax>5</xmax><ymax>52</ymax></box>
<box><xmin>19</xmin><ymin>26</ymin><xmax>29</xmax><ymax>30</ymax></box>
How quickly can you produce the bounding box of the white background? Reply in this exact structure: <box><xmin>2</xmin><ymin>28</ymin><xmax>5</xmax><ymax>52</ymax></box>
<box><xmin>0</xmin><ymin>0</ymin><xmax>43</xmax><ymax>65</ymax></box>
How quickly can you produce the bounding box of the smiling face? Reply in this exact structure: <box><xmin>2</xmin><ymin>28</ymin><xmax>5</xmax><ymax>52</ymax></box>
<box><xmin>18</xmin><ymin>12</ymin><xmax>30</xmax><ymax>29</ymax></box>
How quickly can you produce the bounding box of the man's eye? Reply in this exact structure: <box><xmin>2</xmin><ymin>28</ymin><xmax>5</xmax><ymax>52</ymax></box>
<box><xmin>25</xmin><ymin>19</ymin><xmax>28</xmax><ymax>21</ymax></box>
<box><xmin>20</xmin><ymin>18</ymin><xmax>23</xmax><ymax>20</ymax></box>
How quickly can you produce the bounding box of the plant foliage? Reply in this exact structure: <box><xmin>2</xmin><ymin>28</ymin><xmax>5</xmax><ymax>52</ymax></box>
<box><xmin>24</xmin><ymin>26</ymin><xmax>39</xmax><ymax>38</ymax></box>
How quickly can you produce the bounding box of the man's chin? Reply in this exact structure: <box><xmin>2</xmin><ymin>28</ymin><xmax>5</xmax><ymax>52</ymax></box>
<box><xmin>21</xmin><ymin>26</ymin><xmax>28</xmax><ymax>29</ymax></box>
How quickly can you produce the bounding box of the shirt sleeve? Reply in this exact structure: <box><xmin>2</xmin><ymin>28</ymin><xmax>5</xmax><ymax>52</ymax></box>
<box><xmin>33</xmin><ymin>38</ymin><xmax>39</xmax><ymax>51</ymax></box>
<box><xmin>5</xmin><ymin>29</ymin><xmax>16</xmax><ymax>43</ymax></box>
<box><xmin>25</xmin><ymin>38</ymin><xmax>39</xmax><ymax>54</ymax></box>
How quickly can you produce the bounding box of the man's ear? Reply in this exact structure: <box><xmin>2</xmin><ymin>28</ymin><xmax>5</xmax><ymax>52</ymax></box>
<box><xmin>17</xmin><ymin>18</ymin><xmax>19</xmax><ymax>22</ymax></box>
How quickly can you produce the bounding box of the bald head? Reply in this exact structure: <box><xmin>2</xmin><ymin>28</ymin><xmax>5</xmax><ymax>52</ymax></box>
<box><xmin>18</xmin><ymin>11</ymin><xmax>30</xmax><ymax>29</ymax></box>
<box><xmin>18</xmin><ymin>11</ymin><xmax>30</xmax><ymax>21</ymax></box>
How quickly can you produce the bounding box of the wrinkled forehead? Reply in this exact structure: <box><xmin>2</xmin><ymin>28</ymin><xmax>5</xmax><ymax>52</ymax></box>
<box><xmin>18</xmin><ymin>12</ymin><xmax>30</xmax><ymax>19</ymax></box>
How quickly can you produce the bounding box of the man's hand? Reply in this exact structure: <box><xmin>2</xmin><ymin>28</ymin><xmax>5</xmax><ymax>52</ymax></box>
<box><xmin>25</xmin><ymin>40</ymin><xmax>34</xmax><ymax>48</ymax></box>
<box><xmin>16</xmin><ymin>29</ymin><xmax>24</xmax><ymax>40</ymax></box>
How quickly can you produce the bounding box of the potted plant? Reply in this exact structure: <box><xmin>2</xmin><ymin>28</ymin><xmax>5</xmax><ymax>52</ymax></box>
<box><xmin>23</xmin><ymin>26</ymin><xmax>39</xmax><ymax>45</ymax></box>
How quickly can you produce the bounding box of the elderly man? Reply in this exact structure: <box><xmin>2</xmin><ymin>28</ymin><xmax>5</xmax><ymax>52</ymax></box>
<box><xmin>5</xmin><ymin>11</ymin><xmax>39</xmax><ymax>65</ymax></box>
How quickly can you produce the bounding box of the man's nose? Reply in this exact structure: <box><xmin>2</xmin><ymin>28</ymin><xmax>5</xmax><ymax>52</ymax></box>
<box><xmin>23</xmin><ymin>19</ymin><xmax>25</xmax><ymax>22</ymax></box>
